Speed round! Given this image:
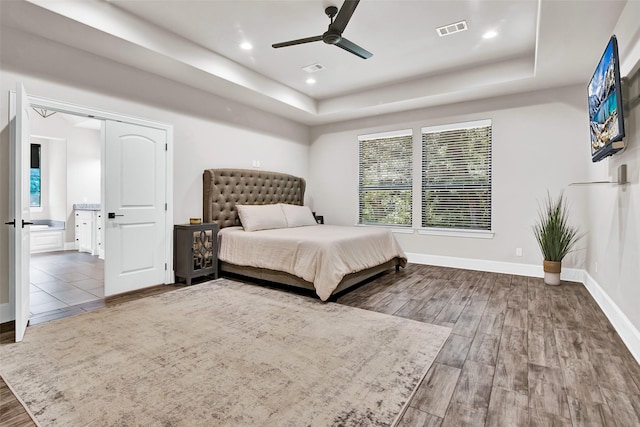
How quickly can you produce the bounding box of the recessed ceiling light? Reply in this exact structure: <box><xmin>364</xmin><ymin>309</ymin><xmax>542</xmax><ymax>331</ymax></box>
<box><xmin>306</xmin><ymin>78</ymin><xmax>316</xmax><ymax>85</ymax></box>
<box><xmin>240</xmin><ymin>42</ymin><xmax>253</xmax><ymax>50</ymax></box>
<box><xmin>482</xmin><ymin>30</ymin><xmax>498</xmax><ymax>39</ymax></box>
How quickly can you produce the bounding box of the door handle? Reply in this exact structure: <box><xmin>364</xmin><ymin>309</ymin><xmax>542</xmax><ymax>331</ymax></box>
<box><xmin>5</xmin><ymin>220</ymin><xmax>34</xmax><ymax>228</ymax></box>
<box><xmin>108</xmin><ymin>212</ymin><xmax>124</xmax><ymax>219</ymax></box>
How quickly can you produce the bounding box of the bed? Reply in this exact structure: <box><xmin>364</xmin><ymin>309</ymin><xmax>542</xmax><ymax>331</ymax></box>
<box><xmin>203</xmin><ymin>168</ymin><xmax>407</xmax><ymax>300</ymax></box>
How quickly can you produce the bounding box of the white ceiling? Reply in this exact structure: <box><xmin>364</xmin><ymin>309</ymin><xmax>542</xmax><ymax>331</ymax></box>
<box><xmin>1</xmin><ymin>0</ymin><xmax>628</xmax><ymax>125</ymax></box>
<box><xmin>109</xmin><ymin>0</ymin><xmax>538</xmax><ymax>99</ymax></box>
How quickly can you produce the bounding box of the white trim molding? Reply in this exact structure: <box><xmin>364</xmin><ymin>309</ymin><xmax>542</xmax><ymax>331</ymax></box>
<box><xmin>417</xmin><ymin>228</ymin><xmax>495</xmax><ymax>239</ymax></box>
<box><xmin>407</xmin><ymin>253</ymin><xmax>640</xmax><ymax>364</ymax></box>
<box><xmin>406</xmin><ymin>252</ymin><xmax>582</xmax><ymax>280</ymax></box>
<box><xmin>421</xmin><ymin>118</ymin><xmax>492</xmax><ymax>133</ymax></box>
<box><xmin>582</xmin><ymin>272</ymin><xmax>640</xmax><ymax>365</ymax></box>
<box><xmin>358</xmin><ymin>128</ymin><xmax>413</xmax><ymax>141</ymax></box>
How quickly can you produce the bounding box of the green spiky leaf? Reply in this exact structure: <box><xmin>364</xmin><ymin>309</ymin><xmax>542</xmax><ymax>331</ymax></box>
<box><xmin>533</xmin><ymin>192</ymin><xmax>583</xmax><ymax>262</ymax></box>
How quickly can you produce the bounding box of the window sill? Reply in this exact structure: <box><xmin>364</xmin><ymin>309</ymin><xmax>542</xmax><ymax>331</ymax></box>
<box><xmin>356</xmin><ymin>224</ymin><xmax>414</xmax><ymax>234</ymax></box>
<box><xmin>417</xmin><ymin>228</ymin><xmax>494</xmax><ymax>239</ymax></box>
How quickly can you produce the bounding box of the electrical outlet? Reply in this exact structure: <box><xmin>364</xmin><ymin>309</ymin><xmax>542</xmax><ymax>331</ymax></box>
<box><xmin>251</xmin><ymin>160</ymin><xmax>261</xmax><ymax>168</ymax></box>
<box><xmin>515</xmin><ymin>248</ymin><xmax>523</xmax><ymax>257</ymax></box>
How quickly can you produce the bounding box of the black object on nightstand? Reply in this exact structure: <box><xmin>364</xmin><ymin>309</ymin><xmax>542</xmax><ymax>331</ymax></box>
<box><xmin>174</xmin><ymin>223</ymin><xmax>218</xmax><ymax>285</ymax></box>
<box><xmin>312</xmin><ymin>212</ymin><xmax>324</xmax><ymax>224</ymax></box>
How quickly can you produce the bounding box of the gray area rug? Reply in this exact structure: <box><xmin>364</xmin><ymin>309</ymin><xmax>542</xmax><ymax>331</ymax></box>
<box><xmin>0</xmin><ymin>279</ymin><xmax>450</xmax><ymax>426</ymax></box>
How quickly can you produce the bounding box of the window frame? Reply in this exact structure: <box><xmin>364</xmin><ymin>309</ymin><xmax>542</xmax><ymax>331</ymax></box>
<box><xmin>357</xmin><ymin>129</ymin><xmax>413</xmax><ymax>228</ymax></box>
<box><xmin>30</xmin><ymin>143</ymin><xmax>42</xmax><ymax>209</ymax></box>
<box><xmin>419</xmin><ymin>119</ymin><xmax>493</xmax><ymax>238</ymax></box>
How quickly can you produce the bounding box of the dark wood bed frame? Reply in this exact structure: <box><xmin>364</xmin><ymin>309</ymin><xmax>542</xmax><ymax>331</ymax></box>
<box><xmin>203</xmin><ymin>168</ymin><xmax>404</xmax><ymax>297</ymax></box>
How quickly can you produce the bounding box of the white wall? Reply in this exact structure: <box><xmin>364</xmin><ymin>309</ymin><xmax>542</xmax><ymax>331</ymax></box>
<box><xmin>309</xmin><ymin>85</ymin><xmax>590</xmax><ymax>270</ymax></box>
<box><xmin>0</xmin><ymin>28</ymin><xmax>309</xmax><ymax>309</ymax></box>
<box><xmin>66</xmin><ymin>126</ymin><xmax>101</xmax><ymax>243</ymax></box>
<box><xmin>582</xmin><ymin>1</ymin><xmax>640</xmax><ymax>339</ymax></box>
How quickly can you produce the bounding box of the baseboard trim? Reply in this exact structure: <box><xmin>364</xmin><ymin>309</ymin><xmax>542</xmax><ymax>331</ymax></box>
<box><xmin>582</xmin><ymin>271</ymin><xmax>640</xmax><ymax>364</ymax></box>
<box><xmin>406</xmin><ymin>252</ymin><xmax>640</xmax><ymax>364</ymax></box>
<box><xmin>0</xmin><ymin>302</ymin><xmax>14</xmax><ymax>324</ymax></box>
<box><xmin>406</xmin><ymin>253</ymin><xmax>582</xmax><ymax>282</ymax></box>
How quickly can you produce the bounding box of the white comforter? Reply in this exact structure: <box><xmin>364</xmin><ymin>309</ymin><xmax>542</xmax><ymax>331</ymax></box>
<box><xmin>218</xmin><ymin>225</ymin><xmax>407</xmax><ymax>301</ymax></box>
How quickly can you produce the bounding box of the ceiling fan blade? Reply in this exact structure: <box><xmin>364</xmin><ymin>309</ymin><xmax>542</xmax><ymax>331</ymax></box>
<box><xmin>331</xmin><ymin>0</ymin><xmax>360</xmax><ymax>33</ymax></box>
<box><xmin>272</xmin><ymin>35</ymin><xmax>323</xmax><ymax>49</ymax></box>
<box><xmin>335</xmin><ymin>37</ymin><xmax>372</xmax><ymax>59</ymax></box>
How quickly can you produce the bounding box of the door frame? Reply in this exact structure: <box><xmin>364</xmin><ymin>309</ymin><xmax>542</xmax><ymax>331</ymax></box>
<box><xmin>25</xmin><ymin>94</ymin><xmax>174</xmax><ymax>287</ymax></box>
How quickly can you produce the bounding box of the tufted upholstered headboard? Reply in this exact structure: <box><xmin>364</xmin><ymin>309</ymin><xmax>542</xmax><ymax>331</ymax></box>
<box><xmin>203</xmin><ymin>169</ymin><xmax>306</xmax><ymax>229</ymax></box>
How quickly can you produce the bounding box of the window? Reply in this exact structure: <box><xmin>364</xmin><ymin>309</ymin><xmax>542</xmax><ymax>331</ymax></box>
<box><xmin>30</xmin><ymin>143</ymin><xmax>41</xmax><ymax>208</ymax></box>
<box><xmin>358</xmin><ymin>129</ymin><xmax>412</xmax><ymax>227</ymax></box>
<box><xmin>421</xmin><ymin>120</ymin><xmax>492</xmax><ymax>231</ymax></box>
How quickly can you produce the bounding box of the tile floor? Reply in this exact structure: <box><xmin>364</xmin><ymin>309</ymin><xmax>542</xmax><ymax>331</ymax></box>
<box><xmin>30</xmin><ymin>251</ymin><xmax>104</xmax><ymax>316</ymax></box>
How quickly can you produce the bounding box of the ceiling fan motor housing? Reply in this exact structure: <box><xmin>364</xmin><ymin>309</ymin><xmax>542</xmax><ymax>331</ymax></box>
<box><xmin>323</xmin><ymin>30</ymin><xmax>342</xmax><ymax>45</ymax></box>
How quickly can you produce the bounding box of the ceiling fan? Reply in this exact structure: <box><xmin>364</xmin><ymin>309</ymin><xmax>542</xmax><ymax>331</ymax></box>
<box><xmin>272</xmin><ymin>0</ymin><xmax>373</xmax><ymax>59</ymax></box>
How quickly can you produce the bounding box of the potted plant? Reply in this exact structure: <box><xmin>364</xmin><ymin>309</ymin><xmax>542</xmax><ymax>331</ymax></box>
<box><xmin>533</xmin><ymin>192</ymin><xmax>582</xmax><ymax>285</ymax></box>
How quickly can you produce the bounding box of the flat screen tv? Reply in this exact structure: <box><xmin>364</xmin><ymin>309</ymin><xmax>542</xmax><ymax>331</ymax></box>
<box><xmin>588</xmin><ymin>35</ymin><xmax>625</xmax><ymax>162</ymax></box>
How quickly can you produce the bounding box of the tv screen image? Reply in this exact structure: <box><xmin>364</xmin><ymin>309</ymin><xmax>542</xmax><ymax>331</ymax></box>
<box><xmin>588</xmin><ymin>35</ymin><xmax>625</xmax><ymax>162</ymax></box>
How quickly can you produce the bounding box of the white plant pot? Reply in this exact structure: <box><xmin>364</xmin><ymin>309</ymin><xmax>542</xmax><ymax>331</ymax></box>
<box><xmin>544</xmin><ymin>272</ymin><xmax>561</xmax><ymax>286</ymax></box>
<box><xmin>543</xmin><ymin>260</ymin><xmax>562</xmax><ymax>286</ymax></box>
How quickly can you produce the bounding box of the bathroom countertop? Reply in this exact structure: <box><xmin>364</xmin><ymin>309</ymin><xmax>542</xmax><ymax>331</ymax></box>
<box><xmin>73</xmin><ymin>203</ymin><xmax>101</xmax><ymax>211</ymax></box>
<box><xmin>32</xmin><ymin>219</ymin><xmax>65</xmax><ymax>230</ymax></box>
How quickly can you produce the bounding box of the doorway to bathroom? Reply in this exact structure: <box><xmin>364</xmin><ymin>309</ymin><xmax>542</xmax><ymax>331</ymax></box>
<box><xmin>9</xmin><ymin>84</ymin><xmax>174</xmax><ymax>341</ymax></box>
<box><xmin>28</xmin><ymin>112</ymin><xmax>105</xmax><ymax>319</ymax></box>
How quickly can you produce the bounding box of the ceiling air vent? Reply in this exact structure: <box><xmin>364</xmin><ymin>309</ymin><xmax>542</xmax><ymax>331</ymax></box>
<box><xmin>436</xmin><ymin>20</ymin><xmax>468</xmax><ymax>37</ymax></box>
<box><xmin>302</xmin><ymin>63</ymin><xmax>325</xmax><ymax>73</ymax></box>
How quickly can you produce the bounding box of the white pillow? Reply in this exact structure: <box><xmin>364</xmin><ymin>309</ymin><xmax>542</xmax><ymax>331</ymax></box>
<box><xmin>236</xmin><ymin>204</ymin><xmax>287</xmax><ymax>232</ymax></box>
<box><xmin>280</xmin><ymin>204</ymin><xmax>318</xmax><ymax>228</ymax></box>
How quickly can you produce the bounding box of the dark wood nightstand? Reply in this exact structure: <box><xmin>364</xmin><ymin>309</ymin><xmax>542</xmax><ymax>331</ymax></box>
<box><xmin>173</xmin><ymin>223</ymin><xmax>218</xmax><ymax>285</ymax></box>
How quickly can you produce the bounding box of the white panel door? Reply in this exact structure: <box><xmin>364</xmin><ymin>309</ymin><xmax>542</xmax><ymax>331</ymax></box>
<box><xmin>8</xmin><ymin>83</ymin><xmax>32</xmax><ymax>342</ymax></box>
<box><xmin>104</xmin><ymin>121</ymin><xmax>167</xmax><ymax>295</ymax></box>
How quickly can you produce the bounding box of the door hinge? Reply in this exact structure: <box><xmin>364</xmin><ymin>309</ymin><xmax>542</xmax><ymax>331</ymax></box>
<box><xmin>165</xmin><ymin>263</ymin><xmax>167</xmax><ymax>271</ymax></box>
<box><xmin>165</xmin><ymin>203</ymin><xmax>168</xmax><ymax>211</ymax></box>
<box><xmin>165</xmin><ymin>143</ymin><xmax>168</xmax><ymax>151</ymax></box>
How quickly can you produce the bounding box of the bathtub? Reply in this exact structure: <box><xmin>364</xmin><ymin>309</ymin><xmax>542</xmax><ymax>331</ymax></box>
<box><xmin>30</xmin><ymin>220</ymin><xmax>65</xmax><ymax>253</ymax></box>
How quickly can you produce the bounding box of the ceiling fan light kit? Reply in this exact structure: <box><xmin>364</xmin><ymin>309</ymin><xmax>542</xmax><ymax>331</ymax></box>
<box><xmin>272</xmin><ymin>0</ymin><xmax>373</xmax><ymax>59</ymax></box>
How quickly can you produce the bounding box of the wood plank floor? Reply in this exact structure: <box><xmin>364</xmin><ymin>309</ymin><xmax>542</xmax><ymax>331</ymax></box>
<box><xmin>337</xmin><ymin>264</ymin><xmax>640</xmax><ymax>426</ymax></box>
<box><xmin>1</xmin><ymin>264</ymin><xmax>639</xmax><ymax>426</ymax></box>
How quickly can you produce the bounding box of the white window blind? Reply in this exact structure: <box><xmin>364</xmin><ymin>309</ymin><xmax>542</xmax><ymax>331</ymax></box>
<box><xmin>422</xmin><ymin>120</ymin><xmax>492</xmax><ymax>230</ymax></box>
<box><xmin>358</xmin><ymin>130</ymin><xmax>412</xmax><ymax>227</ymax></box>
